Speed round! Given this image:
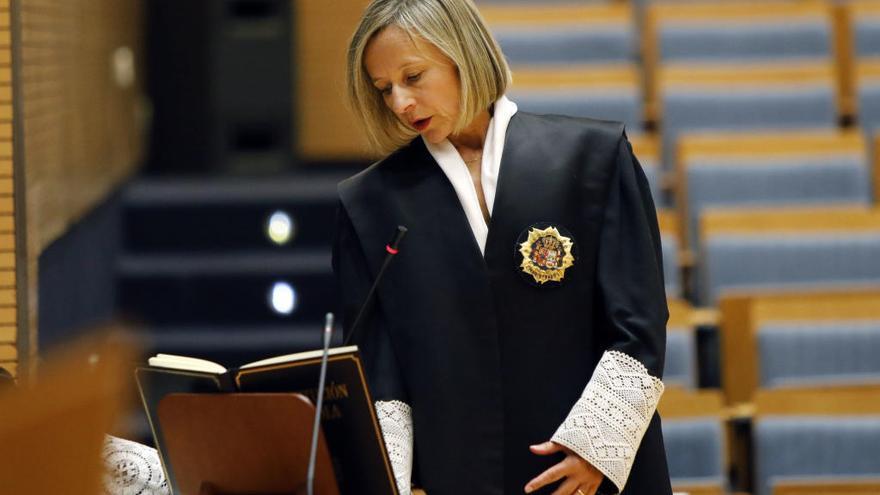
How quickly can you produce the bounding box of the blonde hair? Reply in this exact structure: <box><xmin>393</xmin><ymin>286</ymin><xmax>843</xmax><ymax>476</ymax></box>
<box><xmin>346</xmin><ymin>0</ymin><xmax>512</xmax><ymax>155</ymax></box>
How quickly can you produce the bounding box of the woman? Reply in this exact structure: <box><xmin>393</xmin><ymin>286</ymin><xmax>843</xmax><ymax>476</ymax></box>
<box><xmin>332</xmin><ymin>1</ymin><xmax>671</xmax><ymax>494</ymax></box>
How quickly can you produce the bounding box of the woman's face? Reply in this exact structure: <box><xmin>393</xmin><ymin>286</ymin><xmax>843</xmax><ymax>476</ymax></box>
<box><xmin>364</xmin><ymin>25</ymin><xmax>461</xmax><ymax>144</ymax></box>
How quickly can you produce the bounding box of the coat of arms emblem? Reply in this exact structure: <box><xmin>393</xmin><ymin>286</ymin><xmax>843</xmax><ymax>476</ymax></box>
<box><xmin>518</xmin><ymin>225</ymin><xmax>575</xmax><ymax>285</ymax></box>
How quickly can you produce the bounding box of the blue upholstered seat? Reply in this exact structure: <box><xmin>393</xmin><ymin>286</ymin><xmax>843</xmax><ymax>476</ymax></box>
<box><xmin>700</xmin><ymin>232</ymin><xmax>880</xmax><ymax>305</ymax></box>
<box><xmin>858</xmin><ymin>79</ymin><xmax>880</xmax><ymax>132</ymax></box>
<box><xmin>662</xmin><ymin>418</ymin><xmax>726</xmax><ymax>488</ymax></box>
<box><xmin>853</xmin><ymin>8</ymin><xmax>880</xmax><ymax>130</ymax></box>
<box><xmin>659</xmin><ymin>20</ymin><xmax>831</xmax><ymax>64</ymax></box>
<box><xmin>493</xmin><ymin>25</ymin><xmax>634</xmax><ymax>66</ymax></box>
<box><xmin>664</xmin><ymin>328</ymin><xmax>696</xmax><ymax>389</ymax></box>
<box><xmin>509</xmin><ymin>87</ymin><xmax>642</xmax><ymax>133</ymax></box>
<box><xmin>758</xmin><ymin>321</ymin><xmax>880</xmax><ymax>389</ymax></box>
<box><xmin>638</xmin><ymin>151</ymin><xmax>663</xmax><ymax>207</ymax></box>
<box><xmin>662</xmin><ymin>83</ymin><xmax>838</xmax><ymax>170</ymax></box>
<box><xmin>854</xmin><ymin>14</ymin><xmax>880</xmax><ymax>59</ymax></box>
<box><xmin>685</xmin><ymin>155</ymin><xmax>871</xmax><ymax>252</ymax></box>
<box><xmin>754</xmin><ymin>416</ymin><xmax>880</xmax><ymax>495</ymax></box>
<box><xmin>661</xmin><ymin>233</ymin><xmax>681</xmax><ymax>299</ymax></box>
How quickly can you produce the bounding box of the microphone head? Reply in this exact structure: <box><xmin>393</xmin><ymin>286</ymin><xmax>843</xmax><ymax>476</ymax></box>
<box><xmin>388</xmin><ymin>225</ymin><xmax>408</xmax><ymax>251</ymax></box>
<box><xmin>323</xmin><ymin>313</ymin><xmax>335</xmax><ymax>337</ymax></box>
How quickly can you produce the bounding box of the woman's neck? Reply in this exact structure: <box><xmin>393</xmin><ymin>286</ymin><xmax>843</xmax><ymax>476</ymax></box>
<box><xmin>448</xmin><ymin>109</ymin><xmax>491</xmax><ymax>152</ymax></box>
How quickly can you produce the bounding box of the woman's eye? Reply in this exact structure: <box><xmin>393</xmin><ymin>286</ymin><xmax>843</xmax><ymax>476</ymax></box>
<box><xmin>380</xmin><ymin>86</ymin><xmax>392</xmax><ymax>96</ymax></box>
<box><xmin>406</xmin><ymin>72</ymin><xmax>421</xmax><ymax>83</ymax></box>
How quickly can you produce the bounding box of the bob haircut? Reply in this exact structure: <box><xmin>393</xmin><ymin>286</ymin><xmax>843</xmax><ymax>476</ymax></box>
<box><xmin>347</xmin><ymin>0</ymin><xmax>512</xmax><ymax>155</ymax></box>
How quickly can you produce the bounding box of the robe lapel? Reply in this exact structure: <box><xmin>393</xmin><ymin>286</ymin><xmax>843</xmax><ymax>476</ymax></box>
<box><xmin>484</xmin><ymin>113</ymin><xmax>544</xmax><ymax>269</ymax></box>
<box><xmin>393</xmin><ymin>139</ymin><xmax>489</xmax><ymax>277</ymax></box>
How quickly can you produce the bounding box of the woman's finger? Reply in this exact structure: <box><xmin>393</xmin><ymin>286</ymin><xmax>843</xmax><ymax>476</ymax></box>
<box><xmin>548</xmin><ymin>476</ymin><xmax>581</xmax><ymax>495</ymax></box>
<box><xmin>524</xmin><ymin>458</ymin><xmax>572</xmax><ymax>493</ymax></box>
<box><xmin>529</xmin><ymin>441</ymin><xmax>564</xmax><ymax>455</ymax></box>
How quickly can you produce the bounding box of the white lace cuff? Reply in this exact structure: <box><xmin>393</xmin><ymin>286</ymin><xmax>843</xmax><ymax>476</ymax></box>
<box><xmin>102</xmin><ymin>435</ymin><xmax>170</xmax><ymax>495</ymax></box>
<box><xmin>551</xmin><ymin>350</ymin><xmax>664</xmax><ymax>493</ymax></box>
<box><xmin>375</xmin><ymin>400</ymin><xmax>414</xmax><ymax>495</ymax></box>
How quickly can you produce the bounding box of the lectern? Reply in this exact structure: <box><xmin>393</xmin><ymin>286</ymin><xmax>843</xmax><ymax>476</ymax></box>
<box><xmin>158</xmin><ymin>393</ymin><xmax>340</xmax><ymax>495</ymax></box>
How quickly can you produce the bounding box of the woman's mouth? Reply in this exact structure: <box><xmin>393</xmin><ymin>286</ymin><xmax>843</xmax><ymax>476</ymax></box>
<box><xmin>412</xmin><ymin>117</ymin><xmax>432</xmax><ymax>131</ymax></box>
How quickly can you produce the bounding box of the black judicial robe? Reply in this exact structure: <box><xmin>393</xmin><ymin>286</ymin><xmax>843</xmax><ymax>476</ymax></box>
<box><xmin>332</xmin><ymin>113</ymin><xmax>672</xmax><ymax>495</ymax></box>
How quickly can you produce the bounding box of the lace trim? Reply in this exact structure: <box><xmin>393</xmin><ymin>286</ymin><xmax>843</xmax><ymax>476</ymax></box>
<box><xmin>102</xmin><ymin>435</ymin><xmax>170</xmax><ymax>495</ymax></box>
<box><xmin>551</xmin><ymin>350</ymin><xmax>664</xmax><ymax>493</ymax></box>
<box><xmin>375</xmin><ymin>400</ymin><xmax>413</xmax><ymax>495</ymax></box>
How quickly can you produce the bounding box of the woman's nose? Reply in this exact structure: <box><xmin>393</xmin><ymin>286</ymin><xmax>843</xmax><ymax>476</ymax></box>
<box><xmin>390</xmin><ymin>87</ymin><xmax>415</xmax><ymax>115</ymax></box>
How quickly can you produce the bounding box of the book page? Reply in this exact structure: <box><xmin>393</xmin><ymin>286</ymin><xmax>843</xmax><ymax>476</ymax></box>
<box><xmin>147</xmin><ymin>354</ymin><xmax>226</xmax><ymax>374</ymax></box>
<box><xmin>240</xmin><ymin>345</ymin><xmax>359</xmax><ymax>370</ymax></box>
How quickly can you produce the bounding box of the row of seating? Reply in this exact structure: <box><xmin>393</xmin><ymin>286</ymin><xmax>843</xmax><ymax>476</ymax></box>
<box><xmin>660</xmin><ymin>386</ymin><xmax>880</xmax><ymax>495</ymax></box>
<box><xmin>473</xmin><ymin>4</ymin><xmax>880</xmax><ymax>493</ymax></box>
<box><xmin>658</xmin><ymin>206</ymin><xmax>880</xmax><ymax>305</ymax></box>
<box><xmin>635</xmin><ymin>131</ymin><xmax>880</xmax><ymax>304</ymax></box>
<box><xmin>660</xmin><ymin>292</ymin><xmax>880</xmax><ymax>495</ymax></box>
<box><xmin>476</xmin><ymin>1</ymin><xmax>880</xmax><ymax>171</ymax></box>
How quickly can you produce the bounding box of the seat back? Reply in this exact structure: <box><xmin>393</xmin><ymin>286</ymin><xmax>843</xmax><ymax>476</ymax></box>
<box><xmin>719</xmin><ymin>290</ymin><xmax>880</xmax><ymax>404</ymax></box>
<box><xmin>643</xmin><ymin>1</ymin><xmax>837</xmax><ymax>124</ymax></box>
<box><xmin>677</xmin><ymin>130</ymin><xmax>871</xmax><ymax>252</ymax></box>
<box><xmin>629</xmin><ymin>134</ymin><xmax>663</xmax><ymax>206</ymax></box>
<box><xmin>665</xmin><ymin>298</ymin><xmax>697</xmax><ymax>389</ymax></box>
<box><xmin>758</xmin><ymin>321</ymin><xmax>880</xmax><ymax>389</ymax></box>
<box><xmin>658</xmin><ymin>210</ymin><xmax>681</xmax><ymax>299</ymax></box>
<box><xmin>649</xmin><ymin>1</ymin><xmax>832</xmax><ymax>64</ymax></box>
<box><xmin>753</xmin><ymin>385</ymin><xmax>880</xmax><ymax>495</ymax></box>
<box><xmin>508</xmin><ymin>65</ymin><xmax>643</xmax><ymax>131</ymax></box>
<box><xmin>658</xmin><ymin>386</ymin><xmax>727</xmax><ymax>494</ymax></box>
<box><xmin>481</xmin><ymin>3</ymin><xmax>635</xmax><ymax>66</ymax></box>
<box><xmin>755</xmin><ymin>416</ymin><xmax>880</xmax><ymax>495</ymax></box>
<box><xmin>659</xmin><ymin>64</ymin><xmax>839</xmax><ymax>171</ymax></box>
<box><xmin>699</xmin><ymin>208</ymin><xmax>880</xmax><ymax>305</ymax></box>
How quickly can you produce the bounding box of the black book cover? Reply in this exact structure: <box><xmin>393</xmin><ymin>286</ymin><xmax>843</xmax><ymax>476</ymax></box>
<box><xmin>135</xmin><ymin>367</ymin><xmax>226</xmax><ymax>492</ymax></box>
<box><xmin>135</xmin><ymin>348</ymin><xmax>398</xmax><ymax>495</ymax></box>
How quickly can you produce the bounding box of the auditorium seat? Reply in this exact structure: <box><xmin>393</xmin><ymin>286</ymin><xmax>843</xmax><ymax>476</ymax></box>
<box><xmin>658</xmin><ymin>210</ymin><xmax>682</xmax><ymax>299</ymax></box>
<box><xmin>508</xmin><ymin>65</ymin><xmax>643</xmax><ymax>132</ymax></box>
<box><xmin>756</xmin><ymin>415</ymin><xmax>880</xmax><ymax>495</ymax></box>
<box><xmin>646</xmin><ymin>1</ymin><xmax>832</xmax><ymax>65</ymax></box>
<box><xmin>629</xmin><ymin>133</ymin><xmax>663</xmax><ymax>206</ymax></box>
<box><xmin>658</xmin><ymin>387</ymin><xmax>728</xmax><ymax>495</ymax></box>
<box><xmin>676</xmin><ymin>130</ymin><xmax>872</xmax><ymax>253</ymax></box>
<box><xmin>847</xmin><ymin>1</ymin><xmax>880</xmax><ymax>130</ymax></box>
<box><xmin>719</xmin><ymin>290</ymin><xmax>880</xmax><ymax>405</ymax></box>
<box><xmin>751</xmin><ymin>387</ymin><xmax>880</xmax><ymax>495</ymax></box>
<box><xmin>857</xmin><ymin>61</ymin><xmax>880</xmax><ymax>132</ymax></box>
<box><xmin>481</xmin><ymin>3</ymin><xmax>635</xmax><ymax>66</ymax></box>
<box><xmin>772</xmin><ymin>481</ymin><xmax>880</xmax><ymax>495</ymax></box>
<box><xmin>698</xmin><ymin>208</ymin><xmax>880</xmax><ymax>306</ymax></box>
<box><xmin>852</xmin><ymin>0</ymin><xmax>880</xmax><ymax>60</ymax></box>
<box><xmin>659</xmin><ymin>63</ymin><xmax>839</xmax><ymax>171</ymax></box>
<box><xmin>758</xmin><ymin>320</ymin><xmax>880</xmax><ymax>389</ymax></box>
<box><xmin>644</xmin><ymin>1</ymin><xmax>836</xmax><ymax>125</ymax></box>
<box><xmin>665</xmin><ymin>299</ymin><xmax>697</xmax><ymax>389</ymax></box>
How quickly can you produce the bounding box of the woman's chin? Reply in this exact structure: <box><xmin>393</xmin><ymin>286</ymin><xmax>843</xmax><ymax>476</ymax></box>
<box><xmin>420</xmin><ymin>128</ymin><xmax>450</xmax><ymax>145</ymax></box>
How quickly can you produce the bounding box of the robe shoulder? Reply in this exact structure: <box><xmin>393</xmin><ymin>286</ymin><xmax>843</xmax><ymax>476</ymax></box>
<box><xmin>338</xmin><ymin>113</ymin><xmax>628</xmax><ymax>211</ymax></box>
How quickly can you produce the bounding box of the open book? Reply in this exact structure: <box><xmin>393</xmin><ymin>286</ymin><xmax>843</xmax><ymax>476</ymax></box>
<box><xmin>136</xmin><ymin>346</ymin><xmax>398</xmax><ymax>495</ymax></box>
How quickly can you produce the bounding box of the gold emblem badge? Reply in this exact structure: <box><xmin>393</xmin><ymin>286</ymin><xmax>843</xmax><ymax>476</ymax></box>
<box><xmin>518</xmin><ymin>226</ymin><xmax>575</xmax><ymax>284</ymax></box>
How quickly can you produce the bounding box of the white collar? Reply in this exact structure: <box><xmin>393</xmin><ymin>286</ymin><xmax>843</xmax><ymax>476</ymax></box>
<box><xmin>423</xmin><ymin>95</ymin><xmax>518</xmax><ymax>254</ymax></box>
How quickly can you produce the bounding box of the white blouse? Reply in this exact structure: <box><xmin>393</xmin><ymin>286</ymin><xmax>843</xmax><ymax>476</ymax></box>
<box><xmin>422</xmin><ymin>95</ymin><xmax>518</xmax><ymax>254</ymax></box>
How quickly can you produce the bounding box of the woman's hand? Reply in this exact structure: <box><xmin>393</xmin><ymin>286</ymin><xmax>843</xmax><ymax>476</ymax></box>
<box><xmin>524</xmin><ymin>441</ymin><xmax>604</xmax><ymax>495</ymax></box>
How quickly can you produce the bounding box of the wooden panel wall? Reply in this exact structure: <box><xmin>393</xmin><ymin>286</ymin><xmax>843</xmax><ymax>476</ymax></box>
<box><xmin>14</xmin><ymin>0</ymin><xmax>146</xmax><ymax>373</ymax></box>
<box><xmin>296</xmin><ymin>0</ymin><xmax>373</xmax><ymax>161</ymax></box>
<box><xmin>0</xmin><ymin>0</ymin><xmax>11</xmax><ymax>379</ymax></box>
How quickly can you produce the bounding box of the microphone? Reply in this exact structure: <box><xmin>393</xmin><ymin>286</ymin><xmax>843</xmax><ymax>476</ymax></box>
<box><xmin>342</xmin><ymin>225</ymin><xmax>407</xmax><ymax>347</ymax></box>
<box><xmin>306</xmin><ymin>312</ymin><xmax>335</xmax><ymax>495</ymax></box>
